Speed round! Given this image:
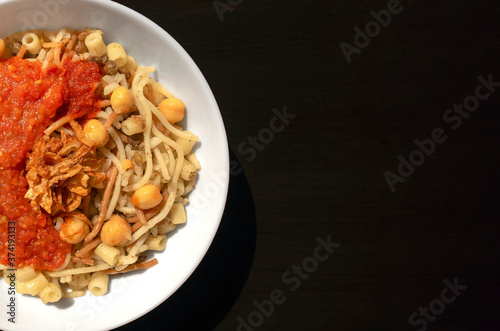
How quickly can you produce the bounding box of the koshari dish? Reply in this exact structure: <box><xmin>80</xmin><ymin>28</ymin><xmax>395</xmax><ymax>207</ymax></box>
<box><xmin>0</xmin><ymin>28</ymin><xmax>200</xmax><ymax>303</ymax></box>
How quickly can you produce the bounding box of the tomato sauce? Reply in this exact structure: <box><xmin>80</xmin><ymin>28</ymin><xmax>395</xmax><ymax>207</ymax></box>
<box><xmin>58</xmin><ymin>59</ymin><xmax>103</xmax><ymax>123</ymax></box>
<box><xmin>0</xmin><ymin>57</ymin><xmax>101</xmax><ymax>271</ymax></box>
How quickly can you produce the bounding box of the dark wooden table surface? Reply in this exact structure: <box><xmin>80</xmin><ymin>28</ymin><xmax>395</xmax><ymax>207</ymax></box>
<box><xmin>114</xmin><ymin>0</ymin><xmax>500</xmax><ymax>330</ymax></box>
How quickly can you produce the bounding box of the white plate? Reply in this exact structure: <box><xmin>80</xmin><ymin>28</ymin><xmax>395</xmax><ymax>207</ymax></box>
<box><xmin>0</xmin><ymin>0</ymin><xmax>229</xmax><ymax>330</ymax></box>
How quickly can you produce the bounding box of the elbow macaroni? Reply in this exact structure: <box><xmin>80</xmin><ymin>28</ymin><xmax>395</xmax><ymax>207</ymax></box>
<box><xmin>85</xmin><ymin>31</ymin><xmax>107</xmax><ymax>57</ymax></box>
<box><xmin>88</xmin><ymin>272</ymin><xmax>109</xmax><ymax>296</ymax></box>
<box><xmin>107</xmin><ymin>42</ymin><xmax>128</xmax><ymax>67</ymax></box>
<box><xmin>22</xmin><ymin>273</ymin><xmax>49</xmax><ymax>296</ymax></box>
<box><xmin>22</xmin><ymin>32</ymin><xmax>42</xmax><ymax>55</ymax></box>
<box><xmin>39</xmin><ymin>282</ymin><xmax>62</xmax><ymax>304</ymax></box>
<box><xmin>95</xmin><ymin>243</ymin><xmax>121</xmax><ymax>266</ymax></box>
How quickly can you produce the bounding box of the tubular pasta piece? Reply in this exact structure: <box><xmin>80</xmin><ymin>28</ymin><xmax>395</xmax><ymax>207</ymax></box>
<box><xmin>88</xmin><ymin>271</ymin><xmax>109</xmax><ymax>296</ymax></box>
<box><xmin>22</xmin><ymin>32</ymin><xmax>42</xmax><ymax>55</ymax></box>
<box><xmin>95</xmin><ymin>243</ymin><xmax>120</xmax><ymax>266</ymax></box>
<box><xmin>85</xmin><ymin>31</ymin><xmax>107</xmax><ymax>57</ymax></box>
<box><xmin>39</xmin><ymin>282</ymin><xmax>62</xmax><ymax>304</ymax></box>
<box><xmin>21</xmin><ymin>272</ymin><xmax>49</xmax><ymax>296</ymax></box>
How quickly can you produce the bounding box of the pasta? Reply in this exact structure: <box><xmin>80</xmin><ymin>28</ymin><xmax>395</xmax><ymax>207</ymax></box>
<box><xmin>85</xmin><ymin>31</ymin><xmax>107</xmax><ymax>57</ymax></box>
<box><xmin>0</xmin><ymin>28</ymin><xmax>200</xmax><ymax>303</ymax></box>
<box><xmin>21</xmin><ymin>273</ymin><xmax>49</xmax><ymax>296</ymax></box>
<box><xmin>145</xmin><ymin>235</ymin><xmax>168</xmax><ymax>251</ymax></box>
<box><xmin>88</xmin><ymin>272</ymin><xmax>109</xmax><ymax>296</ymax></box>
<box><xmin>21</xmin><ymin>32</ymin><xmax>42</xmax><ymax>55</ymax></box>
<box><xmin>95</xmin><ymin>243</ymin><xmax>120</xmax><ymax>266</ymax></box>
<box><xmin>39</xmin><ymin>282</ymin><xmax>62</xmax><ymax>304</ymax></box>
<box><xmin>106</xmin><ymin>42</ymin><xmax>128</xmax><ymax>67</ymax></box>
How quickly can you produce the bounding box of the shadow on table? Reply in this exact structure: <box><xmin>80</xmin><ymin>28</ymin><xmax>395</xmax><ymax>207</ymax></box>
<box><xmin>116</xmin><ymin>149</ymin><xmax>256</xmax><ymax>331</ymax></box>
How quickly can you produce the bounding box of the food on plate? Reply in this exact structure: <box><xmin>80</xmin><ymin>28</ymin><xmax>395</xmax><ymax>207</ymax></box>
<box><xmin>0</xmin><ymin>28</ymin><xmax>200</xmax><ymax>303</ymax></box>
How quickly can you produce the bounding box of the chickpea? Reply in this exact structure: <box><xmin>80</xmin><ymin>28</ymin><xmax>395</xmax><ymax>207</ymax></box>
<box><xmin>84</xmin><ymin>119</ymin><xmax>109</xmax><ymax>147</ymax></box>
<box><xmin>131</xmin><ymin>185</ymin><xmax>163</xmax><ymax>210</ymax></box>
<box><xmin>110</xmin><ymin>86</ymin><xmax>134</xmax><ymax>115</ymax></box>
<box><xmin>121</xmin><ymin>115</ymin><xmax>145</xmax><ymax>136</ymax></box>
<box><xmin>0</xmin><ymin>38</ymin><xmax>5</xmax><ymax>58</ymax></box>
<box><xmin>60</xmin><ymin>216</ymin><xmax>90</xmax><ymax>244</ymax></box>
<box><xmin>158</xmin><ymin>98</ymin><xmax>185</xmax><ymax>124</ymax></box>
<box><xmin>100</xmin><ymin>215</ymin><xmax>132</xmax><ymax>246</ymax></box>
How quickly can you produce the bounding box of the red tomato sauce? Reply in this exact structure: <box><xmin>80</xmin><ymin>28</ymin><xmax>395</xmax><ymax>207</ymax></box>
<box><xmin>57</xmin><ymin>59</ymin><xmax>103</xmax><ymax>123</ymax></box>
<box><xmin>0</xmin><ymin>57</ymin><xmax>101</xmax><ymax>271</ymax></box>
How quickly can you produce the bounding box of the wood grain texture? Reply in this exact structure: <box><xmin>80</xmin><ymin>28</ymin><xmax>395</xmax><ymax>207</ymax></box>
<box><xmin>112</xmin><ymin>0</ymin><xmax>500</xmax><ymax>330</ymax></box>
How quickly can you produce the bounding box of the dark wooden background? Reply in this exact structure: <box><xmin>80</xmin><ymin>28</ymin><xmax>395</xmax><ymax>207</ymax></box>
<box><xmin>113</xmin><ymin>0</ymin><xmax>500</xmax><ymax>330</ymax></box>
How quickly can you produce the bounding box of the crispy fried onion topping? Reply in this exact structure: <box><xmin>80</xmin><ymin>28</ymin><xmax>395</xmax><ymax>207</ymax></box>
<box><xmin>25</xmin><ymin>129</ymin><xmax>107</xmax><ymax>215</ymax></box>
